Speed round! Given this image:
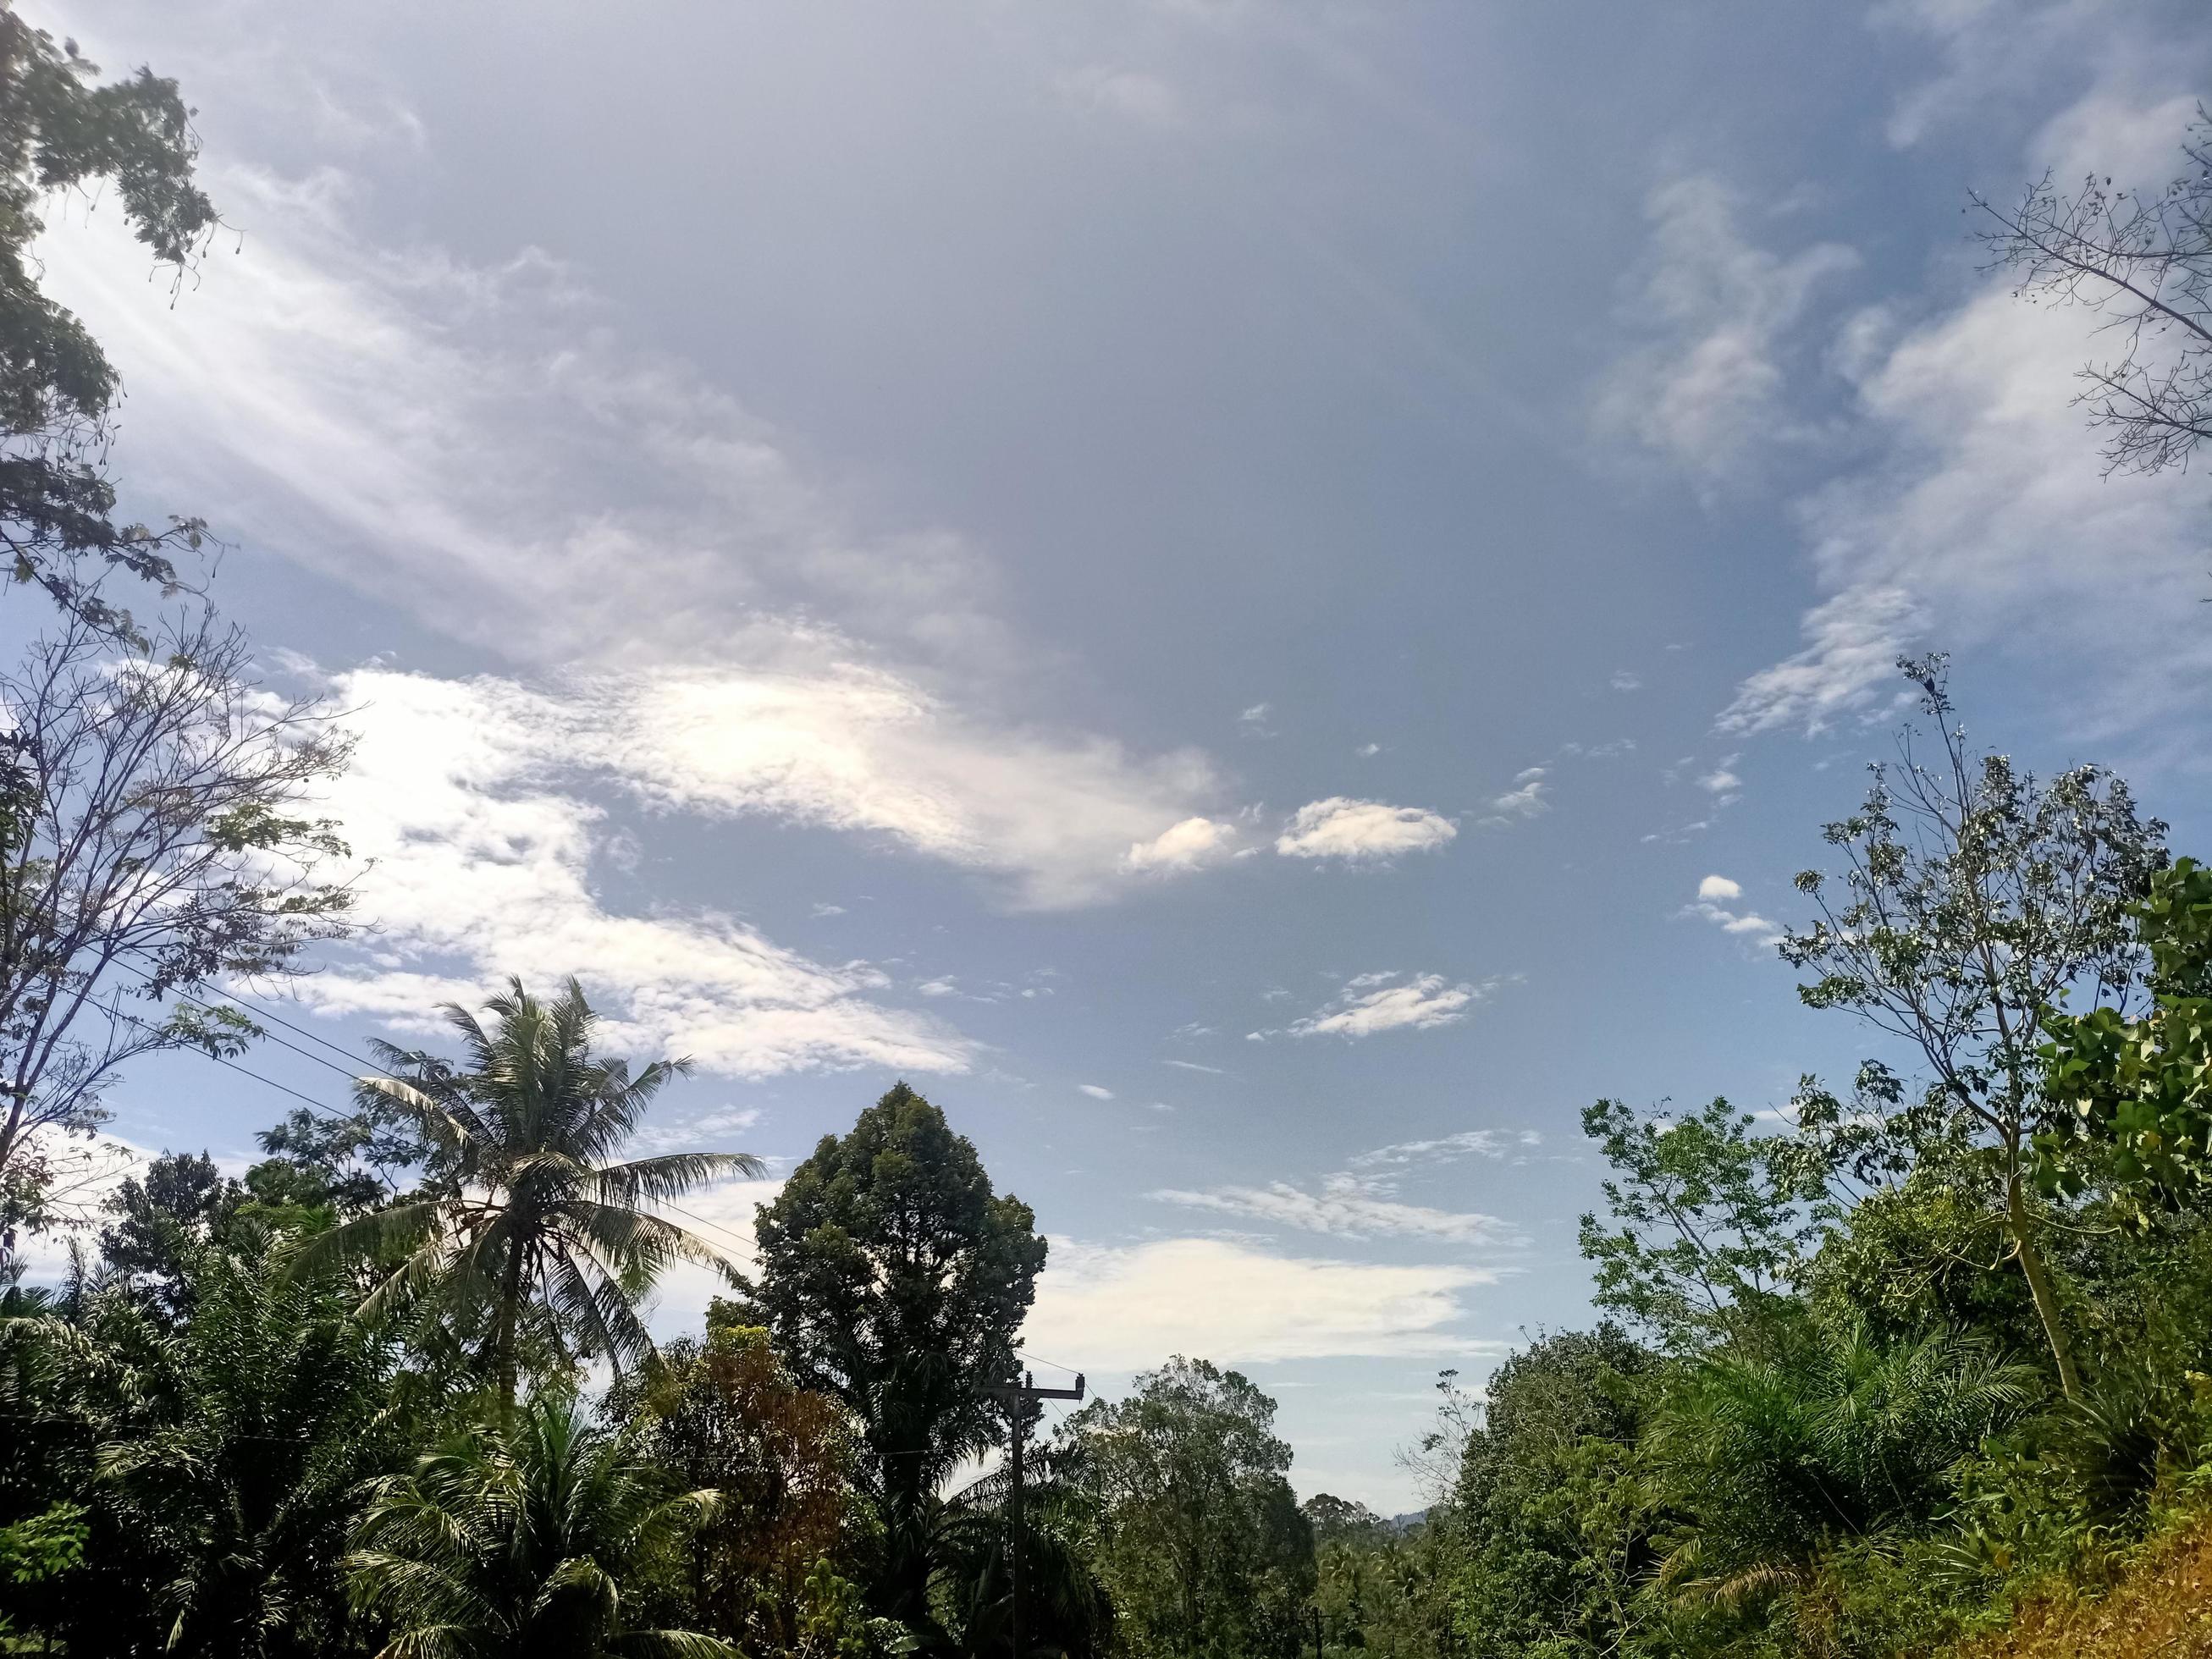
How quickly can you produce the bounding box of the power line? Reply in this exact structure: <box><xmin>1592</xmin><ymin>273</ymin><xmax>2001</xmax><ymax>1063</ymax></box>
<box><xmin>1018</xmin><ymin>1347</ymin><xmax>1084</xmax><ymax>1378</ymax></box>
<box><xmin>108</xmin><ymin>1006</ymin><xmax>353</xmax><ymax>1122</ymax></box>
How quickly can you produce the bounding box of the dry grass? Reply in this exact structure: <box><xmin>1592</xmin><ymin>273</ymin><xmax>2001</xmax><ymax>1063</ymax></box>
<box><xmin>1955</xmin><ymin>1518</ymin><xmax>2212</xmax><ymax>1659</ymax></box>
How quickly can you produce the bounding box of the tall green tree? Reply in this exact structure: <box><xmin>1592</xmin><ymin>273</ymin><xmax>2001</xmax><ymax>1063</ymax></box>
<box><xmin>295</xmin><ymin>978</ymin><xmax>759</xmax><ymax>1406</ymax></box>
<box><xmin>1061</xmin><ymin>1356</ymin><xmax>1315</xmax><ymax>1659</ymax></box>
<box><xmin>745</xmin><ymin>1082</ymin><xmax>1045</xmax><ymax>1637</ymax></box>
<box><xmin>348</xmin><ymin>1390</ymin><xmax>735</xmax><ymax>1659</ymax></box>
<box><xmin>1</xmin><ymin>6</ymin><xmax>218</xmax><ymax>627</ymax></box>
<box><xmin>1781</xmin><ymin>656</ymin><xmax>2165</xmax><ymax>1398</ymax></box>
<box><xmin>1450</xmin><ymin>1327</ymin><xmax>1659</xmax><ymax>1659</ymax></box>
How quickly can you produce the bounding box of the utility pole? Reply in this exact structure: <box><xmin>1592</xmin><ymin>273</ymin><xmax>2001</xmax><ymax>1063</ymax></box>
<box><xmin>986</xmin><ymin>1368</ymin><xmax>1085</xmax><ymax>1659</ymax></box>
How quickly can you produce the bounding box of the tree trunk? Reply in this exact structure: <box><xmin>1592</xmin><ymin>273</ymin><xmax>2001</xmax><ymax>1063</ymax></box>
<box><xmin>2006</xmin><ymin>1171</ymin><xmax>2082</xmax><ymax>1402</ymax></box>
<box><xmin>497</xmin><ymin>1243</ymin><xmax>525</xmax><ymax>1411</ymax></box>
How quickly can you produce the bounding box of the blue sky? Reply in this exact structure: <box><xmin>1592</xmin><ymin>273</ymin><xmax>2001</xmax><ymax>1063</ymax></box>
<box><xmin>21</xmin><ymin>0</ymin><xmax>2212</xmax><ymax>1505</ymax></box>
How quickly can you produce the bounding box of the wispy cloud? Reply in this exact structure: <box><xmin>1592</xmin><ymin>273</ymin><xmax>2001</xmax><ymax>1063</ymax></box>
<box><xmin>1024</xmin><ymin>1237</ymin><xmax>1507</xmax><ymax>1364</ymax></box>
<box><xmin>1153</xmin><ymin>1176</ymin><xmax>1519</xmax><ymax>1246</ymax></box>
<box><xmin>1478</xmin><ymin>768</ymin><xmax>1548</xmax><ymax>828</ymax></box>
<box><xmin>1596</xmin><ymin>174</ymin><xmax>1857</xmax><ymax>488</ymax></box>
<box><xmin>285</xmin><ymin>670</ymin><xmax>979</xmax><ymax>1078</ymax></box>
<box><xmin>1253</xmin><ymin>971</ymin><xmax>1499</xmax><ymax>1041</ymax></box>
<box><xmin>1078</xmin><ymin>1083</ymin><xmax>1116</xmax><ymax>1100</ymax></box>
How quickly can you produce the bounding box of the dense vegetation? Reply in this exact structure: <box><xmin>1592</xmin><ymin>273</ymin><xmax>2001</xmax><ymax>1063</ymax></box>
<box><xmin>8</xmin><ymin>10</ymin><xmax>2212</xmax><ymax>1656</ymax></box>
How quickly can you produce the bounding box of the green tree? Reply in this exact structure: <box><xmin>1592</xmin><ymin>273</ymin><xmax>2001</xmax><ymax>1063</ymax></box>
<box><xmin>2040</xmin><ymin>855</ymin><xmax>2212</xmax><ymax>1212</ymax></box>
<box><xmin>1061</xmin><ymin>1356</ymin><xmax>1315</xmax><ymax>1659</ymax></box>
<box><xmin>1645</xmin><ymin>1321</ymin><xmax>2038</xmax><ymax>1615</ymax></box>
<box><xmin>348</xmin><ymin>1389</ymin><xmax>735</xmax><ymax>1659</ymax></box>
<box><xmin>1450</xmin><ymin>1327</ymin><xmax>1659</xmax><ymax>1659</ymax></box>
<box><xmin>1578</xmin><ymin>1095</ymin><xmax>1840</xmax><ymax>1353</ymax></box>
<box><xmin>295</xmin><ymin>977</ymin><xmax>759</xmax><ymax>1407</ymax></box>
<box><xmin>1</xmin><ymin>8</ymin><xmax>219</xmax><ymax>627</ymax></box>
<box><xmin>745</xmin><ymin>1081</ymin><xmax>1045</xmax><ymax>1636</ymax></box>
<box><xmin>1782</xmin><ymin>655</ymin><xmax>2165</xmax><ymax>1398</ymax></box>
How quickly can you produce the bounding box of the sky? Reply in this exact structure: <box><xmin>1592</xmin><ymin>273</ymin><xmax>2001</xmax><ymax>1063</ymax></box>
<box><xmin>16</xmin><ymin>0</ymin><xmax>2212</xmax><ymax>1507</ymax></box>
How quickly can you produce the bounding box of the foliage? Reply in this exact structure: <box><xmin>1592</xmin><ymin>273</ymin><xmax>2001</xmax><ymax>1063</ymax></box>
<box><xmin>1450</xmin><ymin>1327</ymin><xmax>1663</xmax><ymax>1659</ymax></box>
<box><xmin>1310</xmin><ymin>1502</ymin><xmax>1464</xmax><ymax>1659</ymax></box>
<box><xmin>347</xmin><ymin>1388</ymin><xmax>736</xmax><ymax>1659</ymax></box>
<box><xmin>292</xmin><ymin>977</ymin><xmax>761</xmax><ymax>1405</ymax></box>
<box><xmin>2040</xmin><ymin>857</ymin><xmax>2212</xmax><ymax>1214</ymax></box>
<box><xmin>1061</xmin><ymin>1356</ymin><xmax>1316</xmax><ymax>1659</ymax></box>
<box><xmin>0</xmin><ymin>6</ymin><xmax>219</xmax><ymax>628</ymax></box>
<box><xmin>0</xmin><ymin>604</ymin><xmax>356</xmax><ymax>1254</ymax></box>
<box><xmin>4</xmin><ymin>1226</ymin><xmax>402</xmax><ymax>1655</ymax></box>
<box><xmin>746</xmin><ymin>1080</ymin><xmax>1044</xmax><ymax>1634</ymax></box>
<box><xmin>1646</xmin><ymin>1321</ymin><xmax>2041</xmax><ymax>1613</ymax></box>
<box><xmin>1580</xmin><ymin>1095</ymin><xmax>1840</xmax><ymax>1352</ymax></box>
<box><xmin>608</xmin><ymin>1315</ymin><xmax>860</xmax><ymax>1655</ymax></box>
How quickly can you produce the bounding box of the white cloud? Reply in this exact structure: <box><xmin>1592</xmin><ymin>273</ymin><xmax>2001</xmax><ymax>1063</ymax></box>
<box><xmin>1261</xmin><ymin>971</ymin><xmax>1494</xmax><ymax>1040</ymax></box>
<box><xmin>1597</xmin><ymin>174</ymin><xmax>1857</xmax><ymax>486</ymax></box>
<box><xmin>1724</xmin><ymin>258</ymin><xmax>2212</xmax><ymax>738</ymax></box>
<box><xmin>916</xmin><ymin>978</ymin><xmax>961</xmax><ymax>998</ymax></box>
<box><xmin>1682</xmin><ymin>877</ymin><xmax>1784</xmax><ymax>951</ymax></box>
<box><xmin>1154</xmin><ymin>1175</ymin><xmax>1518</xmax><ymax>1246</ymax></box>
<box><xmin>1275</xmin><ymin>797</ymin><xmax>1457</xmax><ymax>861</ymax></box>
<box><xmin>1125</xmin><ymin>815</ymin><xmax>1239</xmax><ymax>874</ymax></box>
<box><xmin>290</xmin><ymin>670</ymin><xmax>979</xmax><ymax>1078</ymax></box>
<box><xmin>1023</xmin><ymin>1237</ymin><xmax>1503</xmax><ymax>1365</ymax></box>
<box><xmin>1078</xmin><ymin>1083</ymin><xmax>1116</xmax><ymax>1100</ymax></box>
<box><xmin>1163</xmin><ymin>1058</ymin><xmax>1225</xmax><ymax>1074</ymax></box>
<box><xmin>1355</xmin><ymin>741</ymin><xmax>1382</xmax><ymax>758</ymax></box>
<box><xmin>1610</xmin><ymin>670</ymin><xmax>1642</xmax><ymax>692</ymax></box>
<box><xmin>810</xmin><ymin>902</ymin><xmax>847</xmax><ymax>918</ymax></box>
<box><xmin>1718</xmin><ymin>587</ymin><xmax>1923</xmax><ymax>736</ymax></box>
<box><xmin>1346</xmin><ymin>1128</ymin><xmax>1520</xmax><ymax>1171</ymax></box>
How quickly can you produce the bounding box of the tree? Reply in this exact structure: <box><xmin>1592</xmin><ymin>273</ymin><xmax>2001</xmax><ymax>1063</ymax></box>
<box><xmin>1781</xmin><ymin>656</ymin><xmax>2165</xmax><ymax>1398</ymax></box>
<box><xmin>745</xmin><ymin>1081</ymin><xmax>1045</xmax><ymax>1635</ymax></box>
<box><xmin>1973</xmin><ymin>104</ymin><xmax>2212</xmax><ymax>478</ymax></box>
<box><xmin>347</xmin><ymin>1390</ymin><xmax>736</xmax><ymax>1659</ymax></box>
<box><xmin>5</xmin><ymin>1223</ymin><xmax>400</xmax><ymax>1656</ymax></box>
<box><xmin>294</xmin><ymin>977</ymin><xmax>760</xmax><ymax>1407</ymax></box>
<box><xmin>1</xmin><ymin>8</ymin><xmax>220</xmax><ymax>629</ymax></box>
<box><xmin>0</xmin><ymin>603</ymin><xmax>356</xmax><ymax>1254</ymax></box>
<box><xmin>610</xmin><ymin>1313</ymin><xmax>859</xmax><ymax>1652</ymax></box>
<box><xmin>1451</xmin><ymin>1327</ymin><xmax>1659</xmax><ymax>1659</ymax></box>
<box><xmin>1645</xmin><ymin>1322</ymin><xmax>2038</xmax><ymax>1613</ymax></box>
<box><xmin>1061</xmin><ymin>1356</ymin><xmax>1315</xmax><ymax>1659</ymax></box>
<box><xmin>2039</xmin><ymin>854</ymin><xmax>2212</xmax><ymax>1213</ymax></box>
<box><xmin>1578</xmin><ymin>1095</ymin><xmax>1840</xmax><ymax>1353</ymax></box>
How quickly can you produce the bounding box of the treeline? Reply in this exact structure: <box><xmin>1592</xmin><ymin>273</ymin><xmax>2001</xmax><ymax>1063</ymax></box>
<box><xmin>0</xmin><ymin>1008</ymin><xmax>1325</xmax><ymax>1655</ymax></box>
<box><xmin>1302</xmin><ymin>662</ymin><xmax>2212</xmax><ymax>1659</ymax></box>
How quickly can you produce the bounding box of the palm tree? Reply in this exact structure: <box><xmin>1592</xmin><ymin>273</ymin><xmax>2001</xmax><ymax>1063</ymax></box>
<box><xmin>1650</xmin><ymin>1320</ymin><xmax>2040</xmax><ymax>1608</ymax></box>
<box><xmin>295</xmin><ymin>978</ymin><xmax>760</xmax><ymax>1406</ymax></box>
<box><xmin>348</xmin><ymin>1389</ymin><xmax>735</xmax><ymax>1658</ymax></box>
